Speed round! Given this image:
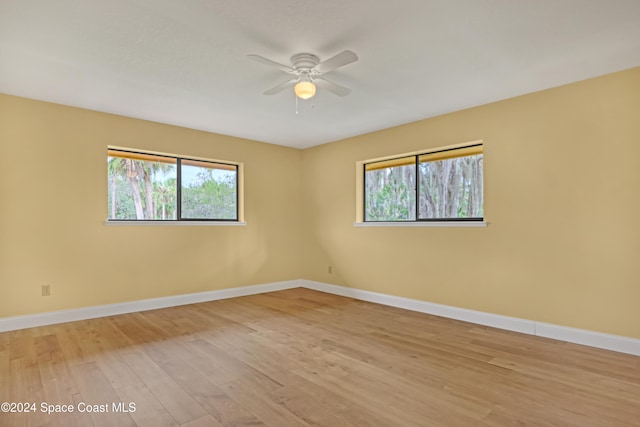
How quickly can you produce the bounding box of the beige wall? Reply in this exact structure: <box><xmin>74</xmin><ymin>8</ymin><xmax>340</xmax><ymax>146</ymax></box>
<box><xmin>0</xmin><ymin>94</ymin><xmax>304</xmax><ymax>317</ymax></box>
<box><xmin>1</xmin><ymin>67</ymin><xmax>639</xmax><ymax>340</ymax></box>
<box><xmin>301</xmin><ymin>67</ymin><xmax>640</xmax><ymax>339</ymax></box>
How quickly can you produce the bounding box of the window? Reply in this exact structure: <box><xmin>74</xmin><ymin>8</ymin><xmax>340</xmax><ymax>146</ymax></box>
<box><xmin>107</xmin><ymin>149</ymin><xmax>238</xmax><ymax>221</ymax></box>
<box><xmin>364</xmin><ymin>143</ymin><xmax>483</xmax><ymax>222</ymax></box>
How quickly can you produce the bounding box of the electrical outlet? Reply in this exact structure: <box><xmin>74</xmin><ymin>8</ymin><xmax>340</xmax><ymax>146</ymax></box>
<box><xmin>42</xmin><ymin>284</ymin><xmax>51</xmax><ymax>296</ymax></box>
<box><xmin>328</xmin><ymin>266</ymin><xmax>333</xmax><ymax>274</ymax></box>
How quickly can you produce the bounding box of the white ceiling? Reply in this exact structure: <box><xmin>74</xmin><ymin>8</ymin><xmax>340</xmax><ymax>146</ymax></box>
<box><xmin>1</xmin><ymin>0</ymin><xmax>639</xmax><ymax>149</ymax></box>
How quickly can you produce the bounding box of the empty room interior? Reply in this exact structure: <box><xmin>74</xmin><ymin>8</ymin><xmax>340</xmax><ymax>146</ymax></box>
<box><xmin>1</xmin><ymin>1</ymin><xmax>639</xmax><ymax>426</ymax></box>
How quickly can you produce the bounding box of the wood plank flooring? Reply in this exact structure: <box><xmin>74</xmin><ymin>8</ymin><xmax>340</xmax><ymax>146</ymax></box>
<box><xmin>0</xmin><ymin>288</ymin><xmax>639</xmax><ymax>426</ymax></box>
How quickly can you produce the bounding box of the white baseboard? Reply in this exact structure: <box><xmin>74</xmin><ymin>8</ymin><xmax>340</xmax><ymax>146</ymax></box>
<box><xmin>300</xmin><ymin>280</ymin><xmax>640</xmax><ymax>357</ymax></box>
<box><xmin>534</xmin><ymin>322</ymin><xmax>640</xmax><ymax>357</ymax></box>
<box><xmin>2</xmin><ymin>279</ymin><xmax>639</xmax><ymax>357</ymax></box>
<box><xmin>0</xmin><ymin>280</ymin><xmax>299</xmax><ymax>333</ymax></box>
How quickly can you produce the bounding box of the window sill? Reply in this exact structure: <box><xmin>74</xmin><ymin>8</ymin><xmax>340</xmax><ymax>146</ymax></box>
<box><xmin>354</xmin><ymin>221</ymin><xmax>487</xmax><ymax>227</ymax></box>
<box><xmin>104</xmin><ymin>220</ymin><xmax>247</xmax><ymax>227</ymax></box>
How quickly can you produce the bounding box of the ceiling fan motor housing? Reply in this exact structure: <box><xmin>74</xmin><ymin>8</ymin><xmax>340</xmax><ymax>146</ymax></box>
<box><xmin>291</xmin><ymin>53</ymin><xmax>320</xmax><ymax>72</ymax></box>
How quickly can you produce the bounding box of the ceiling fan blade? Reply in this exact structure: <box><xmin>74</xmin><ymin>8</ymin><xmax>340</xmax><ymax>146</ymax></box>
<box><xmin>264</xmin><ymin>78</ymin><xmax>297</xmax><ymax>95</ymax></box>
<box><xmin>247</xmin><ymin>54</ymin><xmax>292</xmax><ymax>73</ymax></box>
<box><xmin>316</xmin><ymin>50</ymin><xmax>358</xmax><ymax>73</ymax></box>
<box><xmin>315</xmin><ymin>78</ymin><xmax>352</xmax><ymax>97</ymax></box>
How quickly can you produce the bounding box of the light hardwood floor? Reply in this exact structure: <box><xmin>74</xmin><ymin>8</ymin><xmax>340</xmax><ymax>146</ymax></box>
<box><xmin>0</xmin><ymin>288</ymin><xmax>639</xmax><ymax>426</ymax></box>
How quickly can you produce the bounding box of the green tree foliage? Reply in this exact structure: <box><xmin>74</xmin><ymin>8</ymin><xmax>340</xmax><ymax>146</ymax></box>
<box><xmin>181</xmin><ymin>168</ymin><xmax>236</xmax><ymax>219</ymax></box>
<box><xmin>108</xmin><ymin>174</ymin><xmax>137</xmax><ymax>219</ymax></box>
<box><xmin>107</xmin><ymin>156</ymin><xmax>236</xmax><ymax>220</ymax></box>
<box><xmin>365</xmin><ymin>154</ymin><xmax>483</xmax><ymax>221</ymax></box>
<box><xmin>108</xmin><ymin>157</ymin><xmax>176</xmax><ymax>220</ymax></box>
<box><xmin>153</xmin><ymin>177</ymin><xmax>177</xmax><ymax>220</ymax></box>
<box><xmin>419</xmin><ymin>154</ymin><xmax>483</xmax><ymax>219</ymax></box>
<box><xmin>365</xmin><ymin>164</ymin><xmax>416</xmax><ymax>221</ymax></box>
<box><xmin>108</xmin><ymin>158</ymin><xmax>145</xmax><ymax>219</ymax></box>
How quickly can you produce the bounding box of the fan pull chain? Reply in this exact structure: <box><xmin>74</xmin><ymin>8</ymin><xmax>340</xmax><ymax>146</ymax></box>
<box><xmin>295</xmin><ymin>94</ymin><xmax>299</xmax><ymax>115</ymax></box>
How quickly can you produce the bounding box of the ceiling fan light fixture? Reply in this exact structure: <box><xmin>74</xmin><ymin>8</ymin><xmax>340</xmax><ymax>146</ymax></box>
<box><xmin>294</xmin><ymin>80</ymin><xmax>316</xmax><ymax>99</ymax></box>
<box><xmin>249</xmin><ymin>50</ymin><xmax>358</xmax><ymax>99</ymax></box>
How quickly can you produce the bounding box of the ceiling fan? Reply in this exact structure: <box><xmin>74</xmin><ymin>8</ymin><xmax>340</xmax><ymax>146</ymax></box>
<box><xmin>248</xmin><ymin>50</ymin><xmax>358</xmax><ymax>100</ymax></box>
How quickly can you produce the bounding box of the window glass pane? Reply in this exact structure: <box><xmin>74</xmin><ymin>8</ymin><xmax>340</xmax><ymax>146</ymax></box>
<box><xmin>107</xmin><ymin>154</ymin><xmax>177</xmax><ymax>220</ymax></box>
<box><xmin>418</xmin><ymin>152</ymin><xmax>483</xmax><ymax>219</ymax></box>
<box><xmin>181</xmin><ymin>161</ymin><xmax>237</xmax><ymax>220</ymax></box>
<box><xmin>365</xmin><ymin>157</ymin><xmax>416</xmax><ymax>221</ymax></box>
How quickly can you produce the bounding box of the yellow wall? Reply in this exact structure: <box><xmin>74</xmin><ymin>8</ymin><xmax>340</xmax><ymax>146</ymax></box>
<box><xmin>0</xmin><ymin>94</ymin><xmax>304</xmax><ymax>317</ymax></box>
<box><xmin>301</xmin><ymin>67</ymin><xmax>640</xmax><ymax>339</ymax></box>
<box><xmin>1</xmin><ymin>67</ymin><xmax>639</xmax><ymax>340</ymax></box>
